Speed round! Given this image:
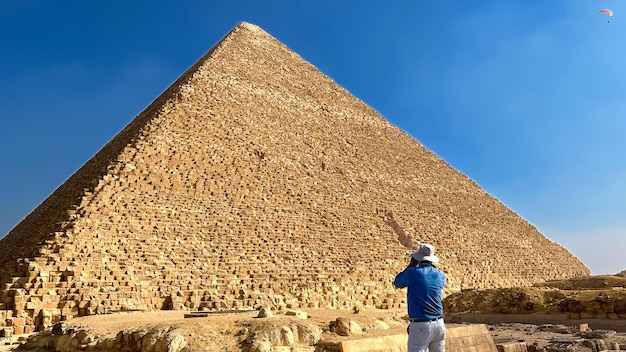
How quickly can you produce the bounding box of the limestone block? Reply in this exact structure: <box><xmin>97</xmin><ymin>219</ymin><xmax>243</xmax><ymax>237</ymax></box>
<box><xmin>61</xmin><ymin>307</ymin><xmax>78</xmax><ymax>316</ymax></box>
<box><xmin>285</xmin><ymin>310</ymin><xmax>307</xmax><ymax>319</ymax></box>
<box><xmin>0</xmin><ymin>327</ymin><xmax>13</xmax><ymax>337</ymax></box>
<box><xmin>496</xmin><ymin>342</ymin><xmax>527</xmax><ymax>352</ymax></box>
<box><xmin>9</xmin><ymin>317</ymin><xmax>26</xmax><ymax>327</ymax></box>
<box><xmin>329</xmin><ymin>318</ymin><xmax>362</xmax><ymax>337</ymax></box>
<box><xmin>25</xmin><ymin>301</ymin><xmax>43</xmax><ymax>310</ymax></box>
<box><xmin>339</xmin><ymin>334</ymin><xmax>406</xmax><ymax>352</ymax></box>
<box><xmin>60</xmin><ymin>300</ymin><xmax>77</xmax><ymax>308</ymax></box>
<box><xmin>257</xmin><ymin>307</ymin><xmax>273</xmax><ymax>318</ymax></box>
<box><xmin>446</xmin><ymin>325</ymin><xmax>468</xmax><ymax>339</ymax></box>
<box><xmin>12</xmin><ymin>296</ymin><xmax>27</xmax><ymax>304</ymax></box>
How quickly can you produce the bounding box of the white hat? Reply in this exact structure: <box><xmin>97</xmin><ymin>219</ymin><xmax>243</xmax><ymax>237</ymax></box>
<box><xmin>411</xmin><ymin>243</ymin><xmax>439</xmax><ymax>263</ymax></box>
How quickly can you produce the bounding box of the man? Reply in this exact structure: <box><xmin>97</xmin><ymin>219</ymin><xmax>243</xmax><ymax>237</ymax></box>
<box><xmin>394</xmin><ymin>243</ymin><xmax>447</xmax><ymax>352</ymax></box>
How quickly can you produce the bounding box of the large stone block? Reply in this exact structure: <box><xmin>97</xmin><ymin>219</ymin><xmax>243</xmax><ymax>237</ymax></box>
<box><xmin>496</xmin><ymin>342</ymin><xmax>527</xmax><ymax>352</ymax></box>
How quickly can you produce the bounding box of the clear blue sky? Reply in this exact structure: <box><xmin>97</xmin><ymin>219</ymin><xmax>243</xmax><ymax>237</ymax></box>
<box><xmin>1</xmin><ymin>1</ymin><xmax>624</xmax><ymax>275</ymax></box>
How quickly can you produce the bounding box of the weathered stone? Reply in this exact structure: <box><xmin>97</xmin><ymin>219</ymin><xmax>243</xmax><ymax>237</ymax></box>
<box><xmin>279</xmin><ymin>326</ymin><xmax>295</xmax><ymax>346</ymax></box>
<box><xmin>366</xmin><ymin>319</ymin><xmax>390</xmax><ymax>332</ymax></box>
<box><xmin>578</xmin><ymin>329</ymin><xmax>616</xmax><ymax>339</ymax></box>
<box><xmin>329</xmin><ymin>318</ymin><xmax>352</xmax><ymax>336</ymax></box>
<box><xmin>257</xmin><ymin>307</ymin><xmax>273</xmax><ymax>318</ymax></box>
<box><xmin>53</xmin><ymin>334</ymin><xmax>74</xmax><ymax>351</ymax></box>
<box><xmin>285</xmin><ymin>310</ymin><xmax>307</xmax><ymax>320</ymax></box>
<box><xmin>166</xmin><ymin>333</ymin><xmax>187</xmax><ymax>352</ymax></box>
<box><xmin>294</xmin><ymin>323</ymin><xmax>321</xmax><ymax>345</ymax></box>
<box><xmin>154</xmin><ymin>329</ymin><xmax>187</xmax><ymax>352</ymax></box>
<box><xmin>250</xmin><ymin>340</ymin><xmax>272</xmax><ymax>352</ymax></box>
<box><xmin>537</xmin><ymin>324</ymin><xmax>571</xmax><ymax>334</ymax></box>
<box><xmin>140</xmin><ymin>327</ymin><xmax>169</xmax><ymax>352</ymax></box>
<box><xmin>496</xmin><ymin>341</ymin><xmax>527</xmax><ymax>352</ymax></box>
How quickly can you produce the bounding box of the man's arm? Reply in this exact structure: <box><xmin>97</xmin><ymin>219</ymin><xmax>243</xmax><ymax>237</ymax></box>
<box><xmin>394</xmin><ymin>270</ymin><xmax>409</xmax><ymax>288</ymax></box>
<box><xmin>394</xmin><ymin>257</ymin><xmax>417</xmax><ymax>288</ymax></box>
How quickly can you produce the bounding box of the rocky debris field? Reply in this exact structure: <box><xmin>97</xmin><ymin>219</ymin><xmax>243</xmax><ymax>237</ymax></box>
<box><xmin>3</xmin><ymin>308</ymin><xmax>626</xmax><ymax>352</ymax></box>
<box><xmin>488</xmin><ymin>322</ymin><xmax>626</xmax><ymax>351</ymax></box>
<box><xmin>2</xmin><ymin>308</ymin><xmax>409</xmax><ymax>352</ymax></box>
<box><xmin>444</xmin><ymin>275</ymin><xmax>626</xmax><ymax>318</ymax></box>
<box><xmin>3</xmin><ymin>274</ymin><xmax>626</xmax><ymax>351</ymax></box>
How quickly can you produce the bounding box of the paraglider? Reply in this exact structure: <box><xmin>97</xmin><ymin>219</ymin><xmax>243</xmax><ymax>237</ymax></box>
<box><xmin>599</xmin><ymin>9</ymin><xmax>613</xmax><ymax>23</ymax></box>
<box><xmin>599</xmin><ymin>9</ymin><xmax>613</xmax><ymax>16</ymax></box>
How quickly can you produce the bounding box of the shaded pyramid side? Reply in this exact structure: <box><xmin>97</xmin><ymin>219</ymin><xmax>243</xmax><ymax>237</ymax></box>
<box><xmin>0</xmin><ymin>22</ymin><xmax>589</xmax><ymax>333</ymax></box>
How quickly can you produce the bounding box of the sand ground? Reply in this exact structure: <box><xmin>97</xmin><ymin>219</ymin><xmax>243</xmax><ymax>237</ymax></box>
<box><xmin>4</xmin><ymin>308</ymin><xmax>626</xmax><ymax>351</ymax></box>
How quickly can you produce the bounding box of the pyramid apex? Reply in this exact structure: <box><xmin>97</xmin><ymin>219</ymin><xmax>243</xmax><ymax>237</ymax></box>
<box><xmin>235</xmin><ymin>21</ymin><xmax>263</xmax><ymax>32</ymax></box>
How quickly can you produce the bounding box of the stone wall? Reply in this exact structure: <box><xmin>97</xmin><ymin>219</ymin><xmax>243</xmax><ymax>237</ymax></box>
<box><xmin>0</xmin><ymin>22</ymin><xmax>589</xmax><ymax>334</ymax></box>
<box><xmin>338</xmin><ymin>324</ymin><xmax>497</xmax><ymax>352</ymax></box>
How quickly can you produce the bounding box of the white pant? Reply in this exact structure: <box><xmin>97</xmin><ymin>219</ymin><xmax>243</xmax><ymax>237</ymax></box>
<box><xmin>407</xmin><ymin>318</ymin><xmax>445</xmax><ymax>352</ymax></box>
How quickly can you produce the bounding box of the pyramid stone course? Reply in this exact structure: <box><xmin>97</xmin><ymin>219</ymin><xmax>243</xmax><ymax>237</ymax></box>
<box><xmin>0</xmin><ymin>22</ymin><xmax>589</xmax><ymax>334</ymax></box>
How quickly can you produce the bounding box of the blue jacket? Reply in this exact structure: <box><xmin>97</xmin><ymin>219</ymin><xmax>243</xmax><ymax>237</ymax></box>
<box><xmin>394</xmin><ymin>264</ymin><xmax>446</xmax><ymax>320</ymax></box>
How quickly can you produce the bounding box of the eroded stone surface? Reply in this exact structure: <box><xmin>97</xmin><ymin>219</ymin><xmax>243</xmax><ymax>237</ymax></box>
<box><xmin>444</xmin><ymin>276</ymin><xmax>626</xmax><ymax>318</ymax></box>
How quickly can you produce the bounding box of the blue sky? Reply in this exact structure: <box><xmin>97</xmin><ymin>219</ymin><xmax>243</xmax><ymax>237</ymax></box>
<box><xmin>1</xmin><ymin>1</ymin><xmax>624</xmax><ymax>275</ymax></box>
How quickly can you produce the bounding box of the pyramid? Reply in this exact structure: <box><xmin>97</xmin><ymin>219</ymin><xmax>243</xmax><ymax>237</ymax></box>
<box><xmin>0</xmin><ymin>22</ymin><xmax>589</xmax><ymax>334</ymax></box>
